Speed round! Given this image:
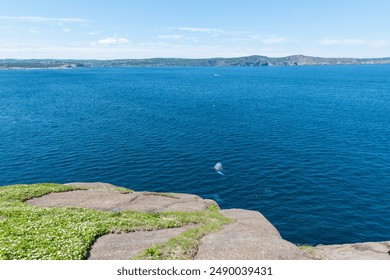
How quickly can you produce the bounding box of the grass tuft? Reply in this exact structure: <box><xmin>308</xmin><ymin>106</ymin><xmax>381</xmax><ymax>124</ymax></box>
<box><xmin>297</xmin><ymin>244</ymin><xmax>317</xmax><ymax>257</ymax></box>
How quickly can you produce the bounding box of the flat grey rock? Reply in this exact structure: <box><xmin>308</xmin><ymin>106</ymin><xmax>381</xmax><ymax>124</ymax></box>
<box><xmin>195</xmin><ymin>209</ymin><xmax>308</xmax><ymax>260</ymax></box>
<box><xmin>27</xmin><ymin>184</ymin><xmax>214</xmax><ymax>213</ymax></box>
<box><xmin>88</xmin><ymin>226</ymin><xmax>193</xmax><ymax>260</ymax></box>
<box><xmin>313</xmin><ymin>241</ymin><xmax>390</xmax><ymax>260</ymax></box>
<box><xmin>28</xmin><ymin>189</ymin><xmax>139</xmax><ymax>211</ymax></box>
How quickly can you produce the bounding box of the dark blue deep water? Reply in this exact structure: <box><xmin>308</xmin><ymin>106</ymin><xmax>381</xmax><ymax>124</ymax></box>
<box><xmin>1</xmin><ymin>66</ymin><xmax>389</xmax><ymax>245</ymax></box>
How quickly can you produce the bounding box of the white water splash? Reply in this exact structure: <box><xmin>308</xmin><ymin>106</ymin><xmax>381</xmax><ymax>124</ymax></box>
<box><xmin>214</xmin><ymin>162</ymin><xmax>225</xmax><ymax>176</ymax></box>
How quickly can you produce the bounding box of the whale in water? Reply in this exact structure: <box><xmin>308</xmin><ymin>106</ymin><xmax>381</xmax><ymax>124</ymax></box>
<box><xmin>214</xmin><ymin>162</ymin><xmax>225</xmax><ymax>176</ymax></box>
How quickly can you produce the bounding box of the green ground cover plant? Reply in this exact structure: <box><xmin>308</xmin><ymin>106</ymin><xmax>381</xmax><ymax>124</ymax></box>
<box><xmin>0</xmin><ymin>183</ymin><xmax>231</xmax><ymax>260</ymax></box>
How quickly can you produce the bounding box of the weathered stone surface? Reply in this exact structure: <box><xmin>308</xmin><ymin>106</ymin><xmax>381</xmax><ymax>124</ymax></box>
<box><xmin>88</xmin><ymin>226</ymin><xmax>193</xmax><ymax>260</ymax></box>
<box><xmin>28</xmin><ymin>189</ymin><xmax>139</xmax><ymax>211</ymax></box>
<box><xmin>65</xmin><ymin>182</ymin><xmax>121</xmax><ymax>189</ymax></box>
<box><xmin>27</xmin><ymin>185</ymin><xmax>212</xmax><ymax>212</ymax></box>
<box><xmin>195</xmin><ymin>209</ymin><xmax>308</xmax><ymax>260</ymax></box>
<box><xmin>313</xmin><ymin>241</ymin><xmax>390</xmax><ymax>260</ymax></box>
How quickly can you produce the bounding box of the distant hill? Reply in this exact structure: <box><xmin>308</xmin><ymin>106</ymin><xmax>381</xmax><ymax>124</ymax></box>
<box><xmin>1</xmin><ymin>55</ymin><xmax>390</xmax><ymax>69</ymax></box>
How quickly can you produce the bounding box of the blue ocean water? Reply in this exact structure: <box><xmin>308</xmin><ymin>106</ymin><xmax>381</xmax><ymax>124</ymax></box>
<box><xmin>1</xmin><ymin>66</ymin><xmax>389</xmax><ymax>245</ymax></box>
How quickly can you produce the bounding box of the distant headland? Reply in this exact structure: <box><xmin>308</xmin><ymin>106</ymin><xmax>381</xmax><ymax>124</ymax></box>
<box><xmin>1</xmin><ymin>55</ymin><xmax>390</xmax><ymax>69</ymax></box>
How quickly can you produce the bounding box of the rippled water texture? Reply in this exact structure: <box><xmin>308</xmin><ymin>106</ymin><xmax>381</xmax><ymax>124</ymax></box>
<box><xmin>1</xmin><ymin>66</ymin><xmax>389</xmax><ymax>245</ymax></box>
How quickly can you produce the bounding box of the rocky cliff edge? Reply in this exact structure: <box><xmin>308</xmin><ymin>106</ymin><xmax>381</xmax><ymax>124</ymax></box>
<box><xmin>27</xmin><ymin>182</ymin><xmax>390</xmax><ymax>260</ymax></box>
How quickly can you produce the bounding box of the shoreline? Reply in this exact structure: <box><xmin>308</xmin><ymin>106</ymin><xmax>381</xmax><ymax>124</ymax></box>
<box><xmin>1</xmin><ymin>55</ymin><xmax>390</xmax><ymax>69</ymax></box>
<box><xmin>58</xmin><ymin>182</ymin><xmax>390</xmax><ymax>260</ymax></box>
<box><xmin>1</xmin><ymin>182</ymin><xmax>388</xmax><ymax>260</ymax></box>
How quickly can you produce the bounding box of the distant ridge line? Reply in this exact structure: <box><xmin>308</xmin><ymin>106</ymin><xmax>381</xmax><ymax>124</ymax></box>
<box><xmin>1</xmin><ymin>54</ymin><xmax>390</xmax><ymax>69</ymax></box>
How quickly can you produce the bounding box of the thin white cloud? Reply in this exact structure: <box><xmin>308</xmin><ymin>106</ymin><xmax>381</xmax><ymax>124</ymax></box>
<box><xmin>176</xmin><ymin>27</ymin><xmax>271</xmax><ymax>43</ymax></box>
<box><xmin>369</xmin><ymin>40</ymin><xmax>390</xmax><ymax>48</ymax></box>
<box><xmin>176</xmin><ymin>27</ymin><xmax>223</xmax><ymax>34</ymax></box>
<box><xmin>320</xmin><ymin>38</ymin><xmax>365</xmax><ymax>46</ymax></box>
<box><xmin>0</xmin><ymin>15</ymin><xmax>88</xmax><ymax>23</ymax></box>
<box><xmin>157</xmin><ymin>34</ymin><xmax>184</xmax><ymax>40</ymax></box>
<box><xmin>88</xmin><ymin>31</ymin><xmax>101</xmax><ymax>36</ymax></box>
<box><xmin>0</xmin><ymin>42</ymin><xmax>260</xmax><ymax>60</ymax></box>
<box><xmin>1</xmin><ymin>40</ymin><xmax>390</xmax><ymax>60</ymax></box>
<box><xmin>227</xmin><ymin>32</ymin><xmax>259</xmax><ymax>42</ymax></box>
<box><xmin>29</xmin><ymin>28</ymin><xmax>44</xmax><ymax>34</ymax></box>
<box><xmin>320</xmin><ymin>38</ymin><xmax>390</xmax><ymax>48</ymax></box>
<box><xmin>262</xmin><ymin>35</ymin><xmax>288</xmax><ymax>44</ymax></box>
<box><xmin>94</xmin><ymin>37</ymin><xmax>129</xmax><ymax>46</ymax></box>
<box><xmin>62</xmin><ymin>28</ymin><xmax>71</xmax><ymax>32</ymax></box>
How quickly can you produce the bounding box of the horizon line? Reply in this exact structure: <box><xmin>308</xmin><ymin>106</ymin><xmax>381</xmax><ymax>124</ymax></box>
<box><xmin>2</xmin><ymin>54</ymin><xmax>390</xmax><ymax>61</ymax></box>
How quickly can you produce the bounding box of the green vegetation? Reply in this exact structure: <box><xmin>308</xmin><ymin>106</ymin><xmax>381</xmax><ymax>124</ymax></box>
<box><xmin>134</xmin><ymin>205</ymin><xmax>231</xmax><ymax>260</ymax></box>
<box><xmin>297</xmin><ymin>244</ymin><xmax>316</xmax><ymax>256</ymax></box>
<box><xmin>0</xmin><ymin>183</ymin><xmax>231</xmax><ymax>260</ymax></box>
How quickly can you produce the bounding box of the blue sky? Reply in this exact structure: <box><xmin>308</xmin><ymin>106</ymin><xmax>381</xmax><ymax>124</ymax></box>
<box><xmin>0</xmin><ymin>0</ymin><xmax>389</xmax><ymax>59</ymax></box>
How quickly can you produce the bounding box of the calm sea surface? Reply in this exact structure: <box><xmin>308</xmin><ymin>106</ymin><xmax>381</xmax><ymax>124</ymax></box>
<box><xmin>1</xmin><ymin>66</ymin><xmax>389</xmax><ymax>245</ymax></box>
